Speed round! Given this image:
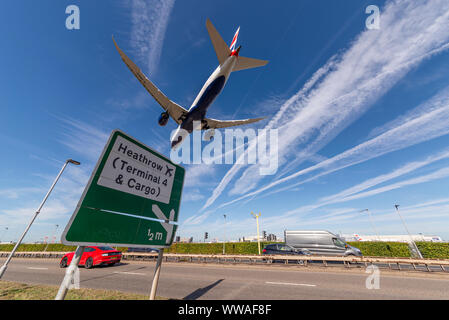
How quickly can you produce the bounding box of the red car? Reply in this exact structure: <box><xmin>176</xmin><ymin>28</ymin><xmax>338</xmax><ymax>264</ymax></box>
<box><xmin>59</xmin><ymin>246</ymin><xmax>122</xmax><ymax>269</ymax></box>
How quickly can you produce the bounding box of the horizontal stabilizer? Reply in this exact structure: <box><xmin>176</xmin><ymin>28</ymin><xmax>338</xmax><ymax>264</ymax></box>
<box><xmin>233</xmin><ymin>56</ymin><xmax>269</xmax><ymax>72</ymax></box>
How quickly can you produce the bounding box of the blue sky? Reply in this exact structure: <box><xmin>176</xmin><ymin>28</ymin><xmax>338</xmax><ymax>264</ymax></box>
<box><xmin>1</xmin><ymin>0</ymin><xmax>449</xmax><ymax>243</ymax></box>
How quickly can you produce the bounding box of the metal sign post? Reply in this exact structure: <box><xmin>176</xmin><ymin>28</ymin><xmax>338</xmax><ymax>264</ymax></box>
<box><xmin>0</xmin><ymin>159</ymin><xmax>80</xmax><ymax>279</ymax></box>
<box><xmin>149</xmin><ymin>248</ymin><xmax>164</xmax><ymax>300</ymax></box>
<box><xmin>55</xmin><ymin>246</ymin><xmax>85</xmax><ymax>300</ymax></box>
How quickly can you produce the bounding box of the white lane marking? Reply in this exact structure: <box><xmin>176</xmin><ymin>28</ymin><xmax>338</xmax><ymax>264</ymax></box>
<box><xmin>27</xmin><ymin>267</ymin><xmax>48</xmax><ymax>270</ymax></box>
<box><xmin>265</xmin><ymin>281</ymin><xmax>316</xmax><ymax>287</ymax></box>
<box><xmin>113</xmin><ymin>271</ymin><xmax>146</xmax><ymax>276</ymax></box>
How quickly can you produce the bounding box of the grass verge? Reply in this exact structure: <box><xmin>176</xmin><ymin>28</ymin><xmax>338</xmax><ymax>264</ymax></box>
<box><xmin>0</xmin><ymin>280</ymin><xmax>164</xmax><ymax>300</ymax></box>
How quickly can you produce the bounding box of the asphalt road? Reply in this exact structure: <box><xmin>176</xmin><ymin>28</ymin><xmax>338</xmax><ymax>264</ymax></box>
<box><xmin>0</xmin><ymin>258</ymin><xmax>448</xmax><ymax>299</ymax></box>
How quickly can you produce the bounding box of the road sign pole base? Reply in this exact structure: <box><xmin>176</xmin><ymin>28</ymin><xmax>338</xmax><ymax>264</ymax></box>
<box><xmin>149</xmin><ymin>248</ymin><xmax>164</xmax><ymax>300</ymax></box>
<box><xmin>55</xmin><ymin>246</ymin><xmax>85</xmax><ymax>300</ymax></box>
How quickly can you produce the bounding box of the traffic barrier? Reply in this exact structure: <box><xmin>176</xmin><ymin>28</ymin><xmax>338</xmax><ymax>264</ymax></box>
<box><xmin>0</xmin><ymin>251</ymin><xmax>67</xmax><ymax>258</ymax></box>
<box><xmin>1</xmin><ymin>251</ymin><xmax>448</xmax><ymax>273</ymax></box>
<box><xmin>119</xmin><ymin>252</ymin><xmax>449</xmax><ymax>272</ymax></box>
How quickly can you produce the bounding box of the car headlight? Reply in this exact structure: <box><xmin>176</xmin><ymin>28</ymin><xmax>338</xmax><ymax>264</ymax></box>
<box><xmin>101</xmin><ymin>253</ymin><xmax>108</xmax><ymax>257</ymax></box>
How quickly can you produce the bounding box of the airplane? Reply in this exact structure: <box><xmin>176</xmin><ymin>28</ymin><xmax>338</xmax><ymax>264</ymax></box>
<box><xmin>113</xmin><ymin>18</ymin><xmax>268</xmax><ymax>149</ymax></box>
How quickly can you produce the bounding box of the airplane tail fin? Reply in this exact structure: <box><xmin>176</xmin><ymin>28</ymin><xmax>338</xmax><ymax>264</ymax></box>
<box><xmin>229</xmin><ymin>26</ymin><xmax>240</xmax><ymax>52</ymax></box>
<box><xmin>206</xmin><ymin>18</ymin><xmax>269</xmax><ymax>71</ymax></box>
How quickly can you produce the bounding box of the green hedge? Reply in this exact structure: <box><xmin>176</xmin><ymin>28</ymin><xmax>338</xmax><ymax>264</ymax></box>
<box><xmin>0</xmin><ymin>242</ymin><xmax>277</xmax><ymax>255</ymax></box>
<box><xmin>167</xmin><ymin>241</ymin><xmax>449</xmax><ymax>258</ymax></box>
<box><xmin>1</xmin><ymin>242</ymin><xmax>448</xmax><ymax>259</ymax></box>
<box><xmin>416</xmin><ymin>242</ymin><xmax>449</xmax><ymax>259</ymax></box>
<box><xmin>165</xmin><ymin>242</ymin><xmax>278</xmax><ymax>255</ymax></box>
<box><xmin>347</xmin><ymin>241</ymin><xmax>410</xmax><ymax>257</ymax></box>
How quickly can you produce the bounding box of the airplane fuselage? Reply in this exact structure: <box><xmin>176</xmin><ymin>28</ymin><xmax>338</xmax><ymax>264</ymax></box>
<box><xmin>171</xmin><ymin>55</ymin><xmax>237</xmax><ymax>148</ymax></box>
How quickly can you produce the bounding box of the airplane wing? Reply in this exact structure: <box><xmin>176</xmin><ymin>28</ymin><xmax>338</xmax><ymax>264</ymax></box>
<box><xmin>112</xmin><ymin>36</ymin><xmax>188</xmax><ymax>125</ymax></box>
<box><xmin>204</xmin><ymin>117</ymin><xmax>265</xmax><ymax>129</ymax></box>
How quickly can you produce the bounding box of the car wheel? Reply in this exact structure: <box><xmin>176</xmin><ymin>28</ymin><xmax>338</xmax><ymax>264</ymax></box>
<box><xmin>60</xmin><ymin>257</ymin><xmax>68</xmax><ymax>268</ymax></box>
<box><xmin>346</xmin><ymin>254</ymin><xmax>358</xmax><ymax>265</ymax></box>
<box><xmin>85</xmin><ymin>257</ymin><xmax>94</xmax><ymax>269</ymax></box>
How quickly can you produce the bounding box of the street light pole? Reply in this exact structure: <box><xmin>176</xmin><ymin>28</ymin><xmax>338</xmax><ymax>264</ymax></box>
<box><xmin>0</xmin><ymin>159</ymin><xmax>80</xmax><ymax>279</ymax></box>
<box><xmin>251</xmin><ymin>212</ymin><xmax>261</xmax><ymax>255</ymax></box>
<box><xmin>394</xmin><ymin>205</ymin><xmax>423</xmax><ymax>259</ymax></box>
<box><xmin>360</xmin><ymin>209</ymin><xmax>380</xmax><ymax>241</ymax></box>
<box><xmin>223</xmin><ymin>214</ymin><xmax>226</xmax><ymax>255</ymax></box>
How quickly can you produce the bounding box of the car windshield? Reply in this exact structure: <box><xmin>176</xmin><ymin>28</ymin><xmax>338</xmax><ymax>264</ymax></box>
<box><xmin>332</xmin><ymin>238</ymin><xmax>347</xmax><ymax>248</ymax></box>
<box><xmin>97</xmin><ymin>246</ymin><xmax>115</xmax><ymax>251</ymax></box>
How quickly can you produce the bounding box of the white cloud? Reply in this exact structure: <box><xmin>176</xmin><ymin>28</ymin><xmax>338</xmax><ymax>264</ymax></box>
<box><xmin>0</xmin><ymin>188</ymin><xmax>44</xmax><ymax>200</ymax></box>
<box><xmin>183</xmin><ymin>164</ymin><xmax>217</xmax><ymax>188</ymax></box>
<box><xmin>246</xmin><ymin>156</ymin><xmax>449</xmax><ymax>226</ymax></box>
<box><xmin>57</xmin><ymin>116</ymin><xmax>110</xmax><ymax>163</ymax></box>
<box><xmin>130</xmin><ymin>0</ymin><xmax>176</xmax><ymax>75</ymax></box>
<box><xmin>181</xmin><ymin>210</ymin><xmax>213</xmax><ymax>226</ymax></box>
<box><xmin>182</xmin><ymin>189</ymin><xmax>205</xmax><ymax>202</ymax></box>
<box><xmin>212</xmin><ymin>83</ymin><xmax>449</xmax><ymax>212</ymax></box>
<box><xmin>336</xmin><ymin>166</ymin><xmax>449</xmax><ymax>203</ymax></box>
<box><xmin>319</xmin><ymin>148</ymin><xmax>449</xmax><ymax>204</ymax></box>
<box><xmin>201</xmin><ymin>0</ymin><xmax>449</xmax><ymax>212</ymax></box>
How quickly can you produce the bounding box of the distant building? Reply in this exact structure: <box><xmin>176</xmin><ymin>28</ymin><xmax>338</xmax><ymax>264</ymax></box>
<box><xmin>240</xmin><ymin>235</ymin><xmax>262</xmax><ymax>242</ymax></box>
<box><xmin>267</xmin><ymin>234</ymin><xmax>277</xmax><ymax>241</ymax></box>
<box><xmin>341</xmin><ymin>234</ymin><xmax>444</xmax><ymax>242</ymax></box>
<box><xmin>174</xmin><ymin>237</ymin><xmax>195</xmax><ymax>243</ymax></box>
<box><xmin>240</xmin><ymin>234</ymin><xmax>280</xmax><ymax>242</ymax></box>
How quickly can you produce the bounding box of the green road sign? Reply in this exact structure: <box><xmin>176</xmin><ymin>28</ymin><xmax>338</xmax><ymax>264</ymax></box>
<box><xmin>61</xmin><ymin>130</ymin><xmax>185</xmax><ymax>248</ymax></box>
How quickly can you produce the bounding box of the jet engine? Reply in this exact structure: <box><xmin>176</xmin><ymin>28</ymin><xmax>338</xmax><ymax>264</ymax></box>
<box><xmin>204</xmin><ymin>129</ymin><xmax>215</xmax><ymax>141</ymax></box>
<box><xmin>158</xmin><ymin>112</ymin><xmax>169</xmax><ymax>126</ymax></box>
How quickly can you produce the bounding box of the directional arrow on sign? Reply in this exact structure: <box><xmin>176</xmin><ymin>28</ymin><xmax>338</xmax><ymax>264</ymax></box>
<box><xmin>152</xmin><ymin>204</ymin><xmax>175</xmax><ymax>245</ymax></box>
